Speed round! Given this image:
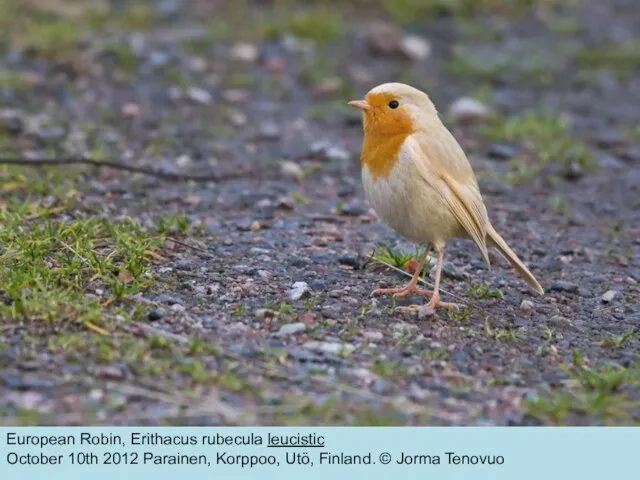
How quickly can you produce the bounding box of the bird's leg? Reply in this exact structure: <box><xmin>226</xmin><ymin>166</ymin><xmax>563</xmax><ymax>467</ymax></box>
<box><xmin>424</xmin><ymin>246</ymin><xmax>459</xmax><ymax>310</ymax></box>
<box><xmin>371</xmin><ymin>245</ymin><xmax>433</xmax><ymax>298</ymax></box>
<box><xmin>396</xmin><ymin>246</ymin><xmax>459</xmax><ymax>314</ymax></box>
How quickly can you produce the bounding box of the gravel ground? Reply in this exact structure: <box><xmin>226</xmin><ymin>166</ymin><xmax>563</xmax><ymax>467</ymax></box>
<box><xmin>0</xmin><ymin>0</ymin><xmax>639</xmax><ymax>426</ymax></box>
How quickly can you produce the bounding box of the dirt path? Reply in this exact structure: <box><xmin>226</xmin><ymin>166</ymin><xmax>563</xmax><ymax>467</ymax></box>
<box><xmin>0</xmin><ymin>0</ymin><xmax>638</xmax><ymax>425</ymax></box>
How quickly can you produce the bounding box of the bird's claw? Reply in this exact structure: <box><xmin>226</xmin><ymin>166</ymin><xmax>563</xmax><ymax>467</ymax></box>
<box><xmin>394</xmin><ymin>298</ymin><xmax>460</xmax><ymax>316</ymax></box>
<box><xmin>427</xmin><ymin>298</ymin><xmax>460</xmax><ymax>311</ymax></box>
<box><xmin>394</xmin><ymin>305</ymin><xmax>422</xmax><ymax>313</ymax></box>
<box><xmin>370</xmin><ymin>286</ymin><xmax>433</xmax><ymax>299</ymax></box>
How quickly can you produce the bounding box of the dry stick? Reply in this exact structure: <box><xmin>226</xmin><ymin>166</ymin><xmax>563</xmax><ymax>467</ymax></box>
<box><xmin>0</xmin><ymin>156</ymin><xmax>279</xmax><ymax>182</ymax></box>
<box><xmin>165</xmin><ymin>236</ymin><xmax>213</xmax><ymax>258</ymax></box>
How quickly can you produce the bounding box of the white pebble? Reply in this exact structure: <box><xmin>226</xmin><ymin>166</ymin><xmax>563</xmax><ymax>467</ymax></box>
<box><xmin>229</xmin><ymin>43</ymin><xmax>259</xmax><ymax>62</ymax></box>
<box><xmin>448</xmin><ymin>97</ymin><xmax>492</xmax><ymax>122</ymax></box>
<box><xmin>520</xmin><ymin>299</ymin><xmax>534</xmax><ymax>313</ymax></box>
<box><xmin>276</xmin><ymin>322</ymin><xmax>307</xmax><ymax>336</ymax></box>
<box><xmin>400</xmin><ymin>35</ymin><xmax>432</xmax><ymax>61</ymax></box>
<box><xmin>363</xmin><ymin>331</ymin><xmax>384</xmax><ymax>342</ymax></box>
<box><xmin>304</xmin><ymin>341</ymin><xmax>355</xmax><ymax>355</ymax></box>
<box><xmin>187</xmin><ymin>86</ymin><xmax>212</xmax><ymax>105</ymax></box>
<box><xmin>393</xmin><ymin>321</ymin><xmax>419</xmax><ymax>337</ymax></box>
<box><xmin>325</xmin><ymin>146</ymin><xmax>351</xmax><ymax>162</ymax></box>
<box><xmin>280</xmin><ymin>160</ymin><xmax>304</xmax><ymax>182</ymax></box>
<box><xmin>288</xmin><ymin>281</ymin><xmax>311</xmax><ymax>301</ymax></box>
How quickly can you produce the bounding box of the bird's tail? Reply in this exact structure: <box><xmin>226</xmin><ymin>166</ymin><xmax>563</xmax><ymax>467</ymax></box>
<box><xmin>485</xmin><ymin>222</ymin><xmax>544</xmax><ymax>296</ymax></box>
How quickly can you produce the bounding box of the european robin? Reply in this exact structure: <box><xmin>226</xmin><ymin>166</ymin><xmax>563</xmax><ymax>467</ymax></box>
<box><xmin>348</xmin><ymin>83</ymin><xmax>544</xmax><ymax>313</ymax></box>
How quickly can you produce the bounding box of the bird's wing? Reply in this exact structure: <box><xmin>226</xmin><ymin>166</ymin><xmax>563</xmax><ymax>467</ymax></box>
<box><xmin>408</xmin><ymin>131</ymin><xmax>491</xmax><ymax>267</ymax></box>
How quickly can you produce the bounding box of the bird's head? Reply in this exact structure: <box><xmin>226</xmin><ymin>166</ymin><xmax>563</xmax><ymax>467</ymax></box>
<box><xmin>348</xmin><ymin>82</ymin><xmax>439</xmax><ymax>137</ymax></box>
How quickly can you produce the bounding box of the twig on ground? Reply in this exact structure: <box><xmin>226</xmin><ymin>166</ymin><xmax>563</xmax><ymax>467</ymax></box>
<box><xmin>0</xmin><ymin>156</ymin><xmax>277</xmax><ymax>182</ymax></box>
<box><xmin>165</xmin><ymin>236</ymin><xmax>214</xmax><ymax>258</ymax></box>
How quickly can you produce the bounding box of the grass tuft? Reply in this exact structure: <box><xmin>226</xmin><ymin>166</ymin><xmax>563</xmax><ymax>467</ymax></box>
<box><xmin>262</xmin><ymin>4</ymin><xmax>344</xmax><ymax>43</ymax></box>
<box><xmin>524</xmin><ymin>359</ymin><xmax>640</xmax><ymax>424</ymax></box>
<box><xmin>576</xmin><ymin>41</ymin><xmax>640</xmax><ymax>81</ymax></box>
<box><xmin>479</xmin><ymin>111</ymin><xmax>596</xmax><ymax>184</ymax></box>
<box><xmin>371</xmin><ymin>245</ymin><xmax>426</xmax><ymax>270</ymax></box>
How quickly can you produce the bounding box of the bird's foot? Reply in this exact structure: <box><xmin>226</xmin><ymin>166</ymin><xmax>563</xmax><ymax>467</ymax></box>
<box><xmin>428</xmin><ymin>300</ymin><xmax>460</xmax><ymax>311</ymax></box>
<box><xmin>394</xmin><ymin>294</ymin><xmax>460</xmax><ymax>316</ymax></box>
<box><xmin>371</xmin><ymin>284</ymin><xmax>433</xmax><ymax>299</ymax></box>
<box><xmin>394</xmin><ymin>304</ymin><xmax>422</xmax><ymax>314</ymax></box>
<box><xmin>425</xmin><ymin>293</ymin><xmax>460</xmax><ymax>311</ymax></box>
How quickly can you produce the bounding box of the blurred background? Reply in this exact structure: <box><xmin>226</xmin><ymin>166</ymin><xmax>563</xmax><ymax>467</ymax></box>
<box><xmin>1</xmin><ymin>0</ymin><xmax>639</xmax><ymax>182</ymax></box>
<box><xmin>0</xmin><ymin>0</ymin><xmax>639</xmax><ymax>426</ymax></box>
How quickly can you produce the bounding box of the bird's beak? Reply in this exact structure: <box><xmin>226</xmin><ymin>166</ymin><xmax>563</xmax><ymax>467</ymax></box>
<box><xmin>348</xmin><ymin>99</ymin><xmax>373</xmax><ymax>111</ymax></box>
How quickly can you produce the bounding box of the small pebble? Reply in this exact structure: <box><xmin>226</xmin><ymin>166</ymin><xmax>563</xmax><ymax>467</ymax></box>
<box><xmin>38</xmin><ymin>126</ymin><xmax>65</xmax><ymax>140</ymax></box>
<box><xmin>288</xmin><ymin>281</ymin><xmax>311</xmax><ymax>301</ymax></box>
<box><xmin>488</xmin><ymin>142</ymin><xmax>519</xmax><ymax>160</ymax></box>
<box><xmin>227</xmin><ymin>109</ymin><xmax>247</xmax><ymax>126</ymax></box>
<box><xmin>175</xmin><ymin>154</ymin><xmax>191</xmax><ymax>167</ymax></box>
<box><xmin>281</xmin><ymin>35</ymin><xmax>315</xmax><ymax>54</ymax></box>
<box><xmin>96</xmin><ymin>366</ymin><xmax>125</xmax><ymax>381</ymax></box>
<box><xmin>393</xmin><ymin>321</ymin><xmax>419</xmax><ymax>337</ymax></box>
<box><xmin>254</xmin><ymin>308</ymin><xmax>277</xmax><ymax>320</ymax></box>
<box><xmin>339</xmin><ymin>201</ymin><xmax>366</xmax><ymax>216</ymax></box>
<box><xmin>325</xmin><ymin>146</ymin><xmax>351</xmax><ymax>163</ymax></box>
<box><xmin>400</xmin><ymin>34</ymin><xmax>432</xmax><ymax>61</ymax></box>
<box><xmin>2</xmin><ymin>116</ymin><xmax>23</xmax><ymax>135</ymax></box>
<box><xmin>550</xmin><ymin>280</ymin><xmax>579</xmax><ymax>293</ymax></box>
<box><xmin>363</xmin><ymin>331</ymin><xmax>384</xmax><ymax>342</ymax></box>
<box><xmin>257</xmin><ymin>122</ymin><xmax>281</xmax><ymax>140</ymax></box>
<box><xmin>303</xmin><ymin>341</ymin><xmax>354</xmax><ymax>355</ymax></box>
<box><xmin>520</xmin><ymin>300</ymin><xmax>534</xmax><ymax>313</ymax></box>
<box><xmin>310</xmin><ymin>139</ymin><xmax>332</xmax><ymax>155</ymax></box>
<box><xmin>229</xmin><ymin>43</ymin><xmax>259</xmax><ymax>62</ymax></box>
<box><xmin>148</xmin><ymin>308</ymin><xmax>165</xmax><ymax>321</ymax></box>
<box><xmin>448</xmin><ymin>97</ymin><xmax>491</xmax><ymax>122</ymax></box>
<box><xmin>187</xmin><ymin>56</ymin><xmax>207</xmax><ymax>72</ymax></box>
<box><xmin>418</xmin><ymin>305</ymin><xmax>436</xmax><ymax>320</ymax></box>
<box><xmin>149</xmin><ymin>50</ymin><xmax>169</xmax><ymax>66</ymax></box>
<box><xmin>365</xmin><ymin>21</ymin><xmax>402</xmax><ymax>57</ymax></box>
<box><xmin>153</xmin><ymin>294</ymin><xmax>182</xmax><ymax>305</ymax></box>
<box><xmin>433</xmin><ymin>261</ymin><xmax>470</xmax><ymax>281</ymax></box>
<box><xmin>235</xmin><ymin>218</ymin><xmax>254</xmax><ymax>231</ymax></box>
<box><xmin>276</xmin><ymin>322</ymin><xmax>306</xmax><ymax>337</ymax></box>
<box><xmin>564</xmin><ymin>162</ymin><xmax>584</xmax><ymax>181</ymax></box>
<box><xmin>187</xmin><ymin>86</ymin><xmax>212</xmax><ymax>105</ymax></box>
<box><xmin>338</xmin><ymin>252</ymin><xmax>360</xmax><ymax>268</ymax></box>
<box><xmin>121</xmin><ymin>103</ymin><xmax>141</xmax><ymax>117</ymax></box>
<box><xmin>310</xmin><ymin>140</ymin><xmax>350</xmax><ymax>162</ymax></box>
<box><xmin>157</xmin><ymin>0</ymin><xmax>182</xmax><ymax>16</ymax></box>
<box><xmin>280</xmin><ymin>161</ymin><xmax>304</xmax><ymax>182</ymax></box>
<box><xmin>222</xmin><ymin>89</ymin><xmax>250</xmax><ymax>103</ymax></box>
<box><xmin>300</xmin><ymin>311</ymin><xmax>317</xmax><ymax>325</ymax></box>
<box><xmin>548</xmin><ymin>315</ymin><xmax>577</xmax><ymax>331</ymax></box>
<box><xmin>597</xmin><ymin>152</ymin><xmax>624</xmax><ymax>170</ymax></box>
<box><xmin>601</xmin><ymin>290</ymin><xmax>618</xmax><ymax>303</ymax></box>
<box><xmin>313</xmin><ymin>77</ymin><xmax>343</xmax><ymax>96</ymax></box>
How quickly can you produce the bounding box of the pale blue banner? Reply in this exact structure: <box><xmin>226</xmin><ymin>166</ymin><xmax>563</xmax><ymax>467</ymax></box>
<box><xmin>0</xmin><ymin>427</ymin><xmax>636</xmax><ymax>479</ymax></box>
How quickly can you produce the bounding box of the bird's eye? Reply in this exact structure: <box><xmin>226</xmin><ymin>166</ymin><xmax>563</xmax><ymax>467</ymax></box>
<box><xmin>388</xmin><ymin>100</ymin><xmax>399</xmax><ymax>109</ymax></box>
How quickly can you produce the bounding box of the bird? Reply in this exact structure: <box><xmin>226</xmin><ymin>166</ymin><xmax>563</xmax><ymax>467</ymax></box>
<box><xmin>348</xmin><ymin>82</ymin><xmax>544</xmax><ymax>313</ymax></box>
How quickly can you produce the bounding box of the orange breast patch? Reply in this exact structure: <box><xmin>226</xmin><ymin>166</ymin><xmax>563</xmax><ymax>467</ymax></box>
<box><xmin>361</xmin><ymin>133</ymin><xmax>409</xmax><ymax>180</ymax></box>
